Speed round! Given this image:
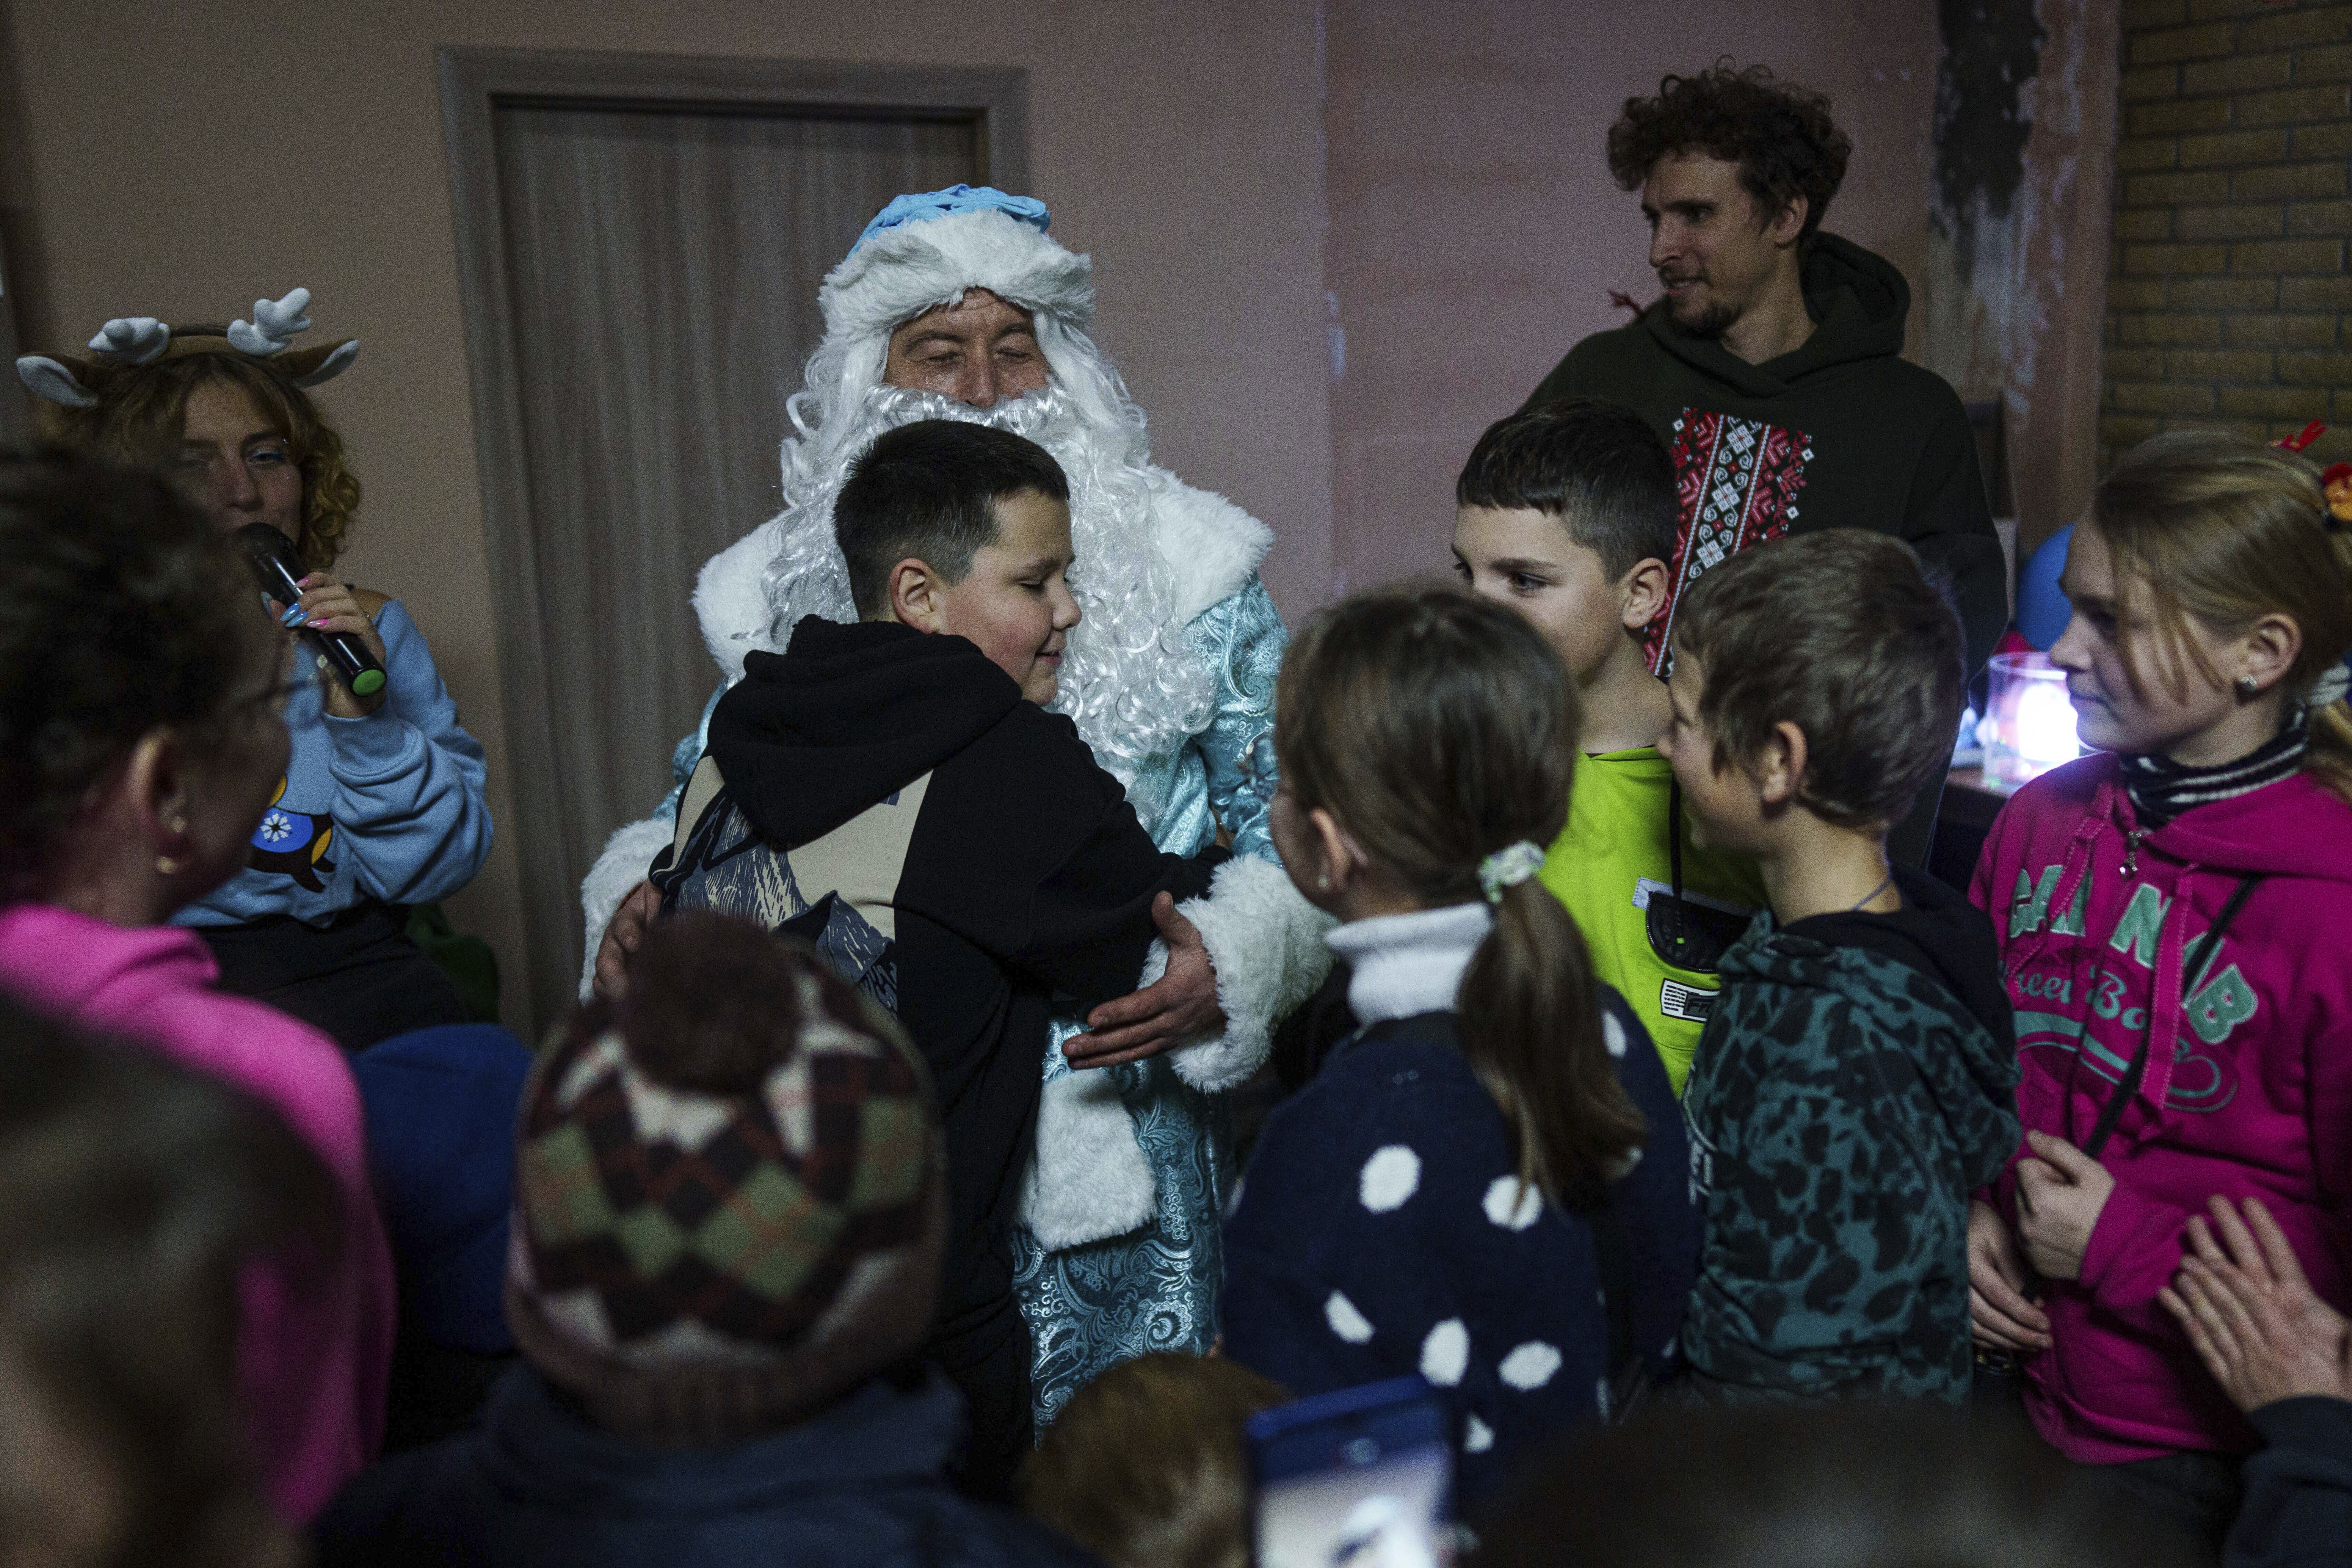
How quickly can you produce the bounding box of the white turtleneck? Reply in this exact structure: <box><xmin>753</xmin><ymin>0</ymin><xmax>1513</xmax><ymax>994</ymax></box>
<box><xmin>1322</xmin><ymin>902</ymin><xmax>1493</xmax><ymax>1025</ymax></box>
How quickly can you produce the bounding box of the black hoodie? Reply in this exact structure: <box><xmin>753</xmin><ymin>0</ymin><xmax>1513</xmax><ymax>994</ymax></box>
<box><xmin>651</xmin><ymin>616</ymin><xmax>1225</xmax><ymax>1484</ymax></box>
<box><xmin>1679</xmin><ymin>865</ymin><xmax>2021</xmax><ymax>1403</ymax></box>
<box><xmin>1525</xmin><ymin>233</ymin><xmax>2007</xmax><ymax>682</ymax></box>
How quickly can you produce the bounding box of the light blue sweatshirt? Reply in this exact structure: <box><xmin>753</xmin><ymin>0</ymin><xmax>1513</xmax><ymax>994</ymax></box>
<box><xmin>175</xmin><ymin>601</ymin><xmax>492</xmax><ymax>928</ymax></box>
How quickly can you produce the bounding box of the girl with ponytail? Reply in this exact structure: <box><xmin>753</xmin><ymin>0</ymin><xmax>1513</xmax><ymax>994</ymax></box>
<box><xmin>1219</xmin><ymin>586</ymin><xmax>1698</xmax><ymax>1508</ymax></box>
<box><xmin>1966</xmin><ymin>431</ymin><xmax>2352</xmax><ymax>1550</ymax></box>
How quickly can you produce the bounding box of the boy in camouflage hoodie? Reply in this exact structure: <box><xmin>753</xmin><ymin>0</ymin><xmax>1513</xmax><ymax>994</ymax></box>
<box><xmin>1656</xmin><ymin>532</ymin><xmax>2020</xmax><ymax>1402</ymax></box>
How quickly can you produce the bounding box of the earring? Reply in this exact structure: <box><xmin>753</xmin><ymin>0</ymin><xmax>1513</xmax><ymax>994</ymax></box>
<box><xmin>156</xmin><ymin>815</ymin><xmax>191</xmax><ymax>876</ymax></box>
<box><xmin>1316</xmin><ymin>870</ymin><xmax>1331</xmax><ymax>891</ymax></box>
<box><xmin>2236</xmin><ymin>675</ymin><xmax>2260</xmax><ymax>699</ymax></box>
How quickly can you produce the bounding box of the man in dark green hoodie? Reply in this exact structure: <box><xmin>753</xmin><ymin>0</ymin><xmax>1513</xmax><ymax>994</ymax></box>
<box><xmin>1525</xmin><ymin>64</ymin><xmax>2007</xmax><ymax>696</ymax></box>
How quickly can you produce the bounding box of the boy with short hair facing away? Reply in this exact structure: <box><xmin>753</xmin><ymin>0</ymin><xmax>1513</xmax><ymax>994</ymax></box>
<box><xmin>1453</xmin><ymin>399</ymin><xmax>1766</xmax><ymax>1093</ymax></box>
<box><xmin>1657</xmin><ymin>529</ymin><xmax>2020</xmax><ymax>1402</ymax></box>
<box><xmin>652</xmin><ymin>419</ymin><xmax>1230</xmax><ymax>1497</ymax></box>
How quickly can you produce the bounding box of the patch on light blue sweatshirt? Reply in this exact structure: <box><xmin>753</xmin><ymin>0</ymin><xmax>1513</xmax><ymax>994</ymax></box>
<box><xmin>175</xmin><ymin>600</ymin><xmax>492</xmax><ymax>929</ymax></box>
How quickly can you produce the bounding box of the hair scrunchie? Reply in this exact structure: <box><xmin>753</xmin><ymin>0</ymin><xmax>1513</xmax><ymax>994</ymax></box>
<box><xmin>2310</xmin><ymin>661</ymin><xmax>2351</xmax><ymax>709</ymax></box>
<box><xmin>1478</xmin><ymin>840</ymin><xmax>1546</xmax><ymax>903</ymax></box>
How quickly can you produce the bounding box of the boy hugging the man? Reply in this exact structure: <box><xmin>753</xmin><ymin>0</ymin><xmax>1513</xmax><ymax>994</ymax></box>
<box><xmin>1656</xmin><ymin>530</ymin><xmax>2019</xmax><ymax>1403</ymax></box>
<box><xmin>651</xmin><ymin>420</ymin><xmax>1228</xmax><ymax>1494</ymax></box>
<box><xmin>1452</xmin><ymin>399</ymin><xmax>1767</xmax><ymax>1092</ymax></box>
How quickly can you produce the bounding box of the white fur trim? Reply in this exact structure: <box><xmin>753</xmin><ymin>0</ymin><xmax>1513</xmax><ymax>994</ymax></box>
<box><xmin>1146</xmin><ymin>467</ymin><xmax>1275</xmax><ymax>627</ymax></box>
<box><xmin>693</xmin><ymin>517</ymin><xmax>787</xmax><ymax>684</ymax></box>
<box><xmin>818</xmin><ymin>208</ymin><xmax>1094</xmax><ymax>345</ymax></box>
<box><xmin>576</xmin><ymin>814</ymin><xmax>676</xmax><ymax>1001</ymax></box>
<box><xmin>1019</xmin><ymin>1051</ymin><xmax>1158</xmax><ymax>1250</ymax></box>
<box><xmin>1170</xmin><ymin>857</ymin><xmax>1336</xmax><ymax>1092</ymax></box>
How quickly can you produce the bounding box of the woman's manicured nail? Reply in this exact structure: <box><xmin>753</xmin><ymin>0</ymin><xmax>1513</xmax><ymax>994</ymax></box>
<box><xmin>280</xmin><ymin>604</ymin><xmax>306</xmax><ymax>627</ymax></box>
<box><xmin>308</xmin><ymin>618</ymin><xmax>330</xmax><ymax>629</ymax></box>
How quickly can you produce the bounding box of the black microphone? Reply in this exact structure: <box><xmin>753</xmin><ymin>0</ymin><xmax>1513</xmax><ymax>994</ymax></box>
<box><xmin>234</xmin><ymin>522</ymin><xmax>387</xmax><ymax>699</ymax></box>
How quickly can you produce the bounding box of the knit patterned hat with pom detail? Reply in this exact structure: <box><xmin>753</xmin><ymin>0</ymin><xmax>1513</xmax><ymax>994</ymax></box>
<box><xmin>506</xmin><ymin>911</ymin><xmax>944</xmax><ymax>1447</ymax></box>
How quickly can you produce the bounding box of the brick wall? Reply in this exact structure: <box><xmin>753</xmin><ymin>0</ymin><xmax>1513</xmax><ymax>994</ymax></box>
<box><xmin>2103</xmin><ymin>0</ymin><xmax>2352</xmax><ymax>474</ymax></box>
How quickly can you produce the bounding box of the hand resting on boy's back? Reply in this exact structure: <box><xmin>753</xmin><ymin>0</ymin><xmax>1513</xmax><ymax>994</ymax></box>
<box><xmin>606</xmin><ymin>886</ymin><xmax>1219</xmax><ymax>1066</ymax></box>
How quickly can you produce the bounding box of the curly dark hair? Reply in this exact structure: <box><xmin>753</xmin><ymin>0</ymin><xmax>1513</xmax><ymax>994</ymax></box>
<box><xmin>0</xmin><ymin>447</ymin><xmax>261</xmax><ymax>900</ymax></box>
<box><xmin>1607</xmin><ymin>61</ymin><xmax>1853</xmax><ymax>242</ymax></box>
<box><xmin>40</xmin><ymin>339</ymin><xmax>365</xmax><ymax>573</ymax></box>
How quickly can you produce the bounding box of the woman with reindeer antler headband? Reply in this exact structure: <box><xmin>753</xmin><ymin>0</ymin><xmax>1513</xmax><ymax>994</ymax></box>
<box><xmin>19</xmin><ymin>290</ymin><xmax>493</xmax><ymax>1052</ymax></box>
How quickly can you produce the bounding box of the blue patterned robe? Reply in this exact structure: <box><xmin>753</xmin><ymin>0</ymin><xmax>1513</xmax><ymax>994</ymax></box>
<box><xmin>1011</xmin><ymin>575</ymin><xmax>1287</xmax><ymax>1428</ymax></box>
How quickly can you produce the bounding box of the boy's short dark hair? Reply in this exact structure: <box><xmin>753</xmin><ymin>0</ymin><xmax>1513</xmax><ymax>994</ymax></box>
<box><xmin>1673</xmin><ymin>530</ymin><xmax>1963</xmax><ymax>832</ymax></box>
<box><xmin>1456</xmin><ymin>399</ymin><xmax>1678</xmax><ymax>581</ymax></box>
<box><xmin>1607</xmin><ymin>62</ymin><xmax>1852</xmax><ymax>243</ymax></box>
<box><xmin>835</xmin><ymin>419</ymin><xmax>1070</xmax><ymax>616</ymax></box>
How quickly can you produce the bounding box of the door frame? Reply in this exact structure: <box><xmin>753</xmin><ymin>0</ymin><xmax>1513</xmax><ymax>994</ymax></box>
<box><xmin>437</xmin><ymin>45</ymin><xmax>1028</xmax><ymax>1029</ymax></box>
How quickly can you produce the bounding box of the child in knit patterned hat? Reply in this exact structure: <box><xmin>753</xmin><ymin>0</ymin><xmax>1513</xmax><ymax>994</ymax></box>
<box><xmin>312</xmin><ymin>913</ymin><xmax>1094</xmax><ymax>1568</ymax></box>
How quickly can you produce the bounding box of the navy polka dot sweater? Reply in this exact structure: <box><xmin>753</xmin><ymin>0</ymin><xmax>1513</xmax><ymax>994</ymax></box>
<box><xmin>1221</xmin><ymin>986</ymin><xmax>1700</xmax><ymax>1509</ymax></box>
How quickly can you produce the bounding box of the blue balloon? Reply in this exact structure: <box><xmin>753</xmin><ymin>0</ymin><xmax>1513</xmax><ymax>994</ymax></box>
<box><xmin>2017</xmin><ymin>523</ymin><xmax>2074</xmax><ymax>650</ymax></box>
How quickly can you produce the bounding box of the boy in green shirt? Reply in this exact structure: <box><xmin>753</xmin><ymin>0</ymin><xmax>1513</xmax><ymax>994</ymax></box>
<box><xmin>1452</xmin><ymin>399</ymin><xmax>1766</xmax><ymax>1091</ymax></box>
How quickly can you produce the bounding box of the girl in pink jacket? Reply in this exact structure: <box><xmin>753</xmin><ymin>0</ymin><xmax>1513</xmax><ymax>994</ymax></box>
<box><xmin>0</xmin><ymin>451</ymin><xmax>395</xmax><ymax>1520</ymax></box>
<box><xmin>1968</xmin><ymin>431</ymin><xmax>2352</xmax><ymax>1550</ymax></box>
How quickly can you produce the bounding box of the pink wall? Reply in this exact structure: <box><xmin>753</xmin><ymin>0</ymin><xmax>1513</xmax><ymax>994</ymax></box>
<box><xmin>1324</xmin><ymin>0</ymin><xmax>1942</xmax><ymax>594</ymax></box>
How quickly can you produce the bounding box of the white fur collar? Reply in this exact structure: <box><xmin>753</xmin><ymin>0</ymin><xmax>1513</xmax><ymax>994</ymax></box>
<box><xmin>1144</xmin><ymin>467</ymin><xmax>1273</xmax><ymax>626</ymax></box>
<box><xmin>690</xmin><ymin>468</ymin><xmax>1271</xmax><ymax>686</ymax></box>
<box><xmin>1325</xmin><ymin>903</ymin><xmax>1492</xmax><ymax>1024</ymax></box>
<box><xmin>693</xmin><ymin>518</ymin><xmax>787</xmax><ymax>682</ymax></box>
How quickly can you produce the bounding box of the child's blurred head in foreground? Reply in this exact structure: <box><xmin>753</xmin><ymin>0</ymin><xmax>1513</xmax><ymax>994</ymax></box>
<box><xmin>1476</xmin><ymin>1399</ymin><xmax>2198</xmax><ymax>1568</ymax></box>
<box><xmin>0</xmin><ymin>991</ymin><xmax>336</xmax><ymax>1568</ymax></box>
<box><xmin>1023</xmin><ymin>1353</ymin><xmax>1287</xmax><ymax>1568</ymax></box>
<box><xmin>508</xmin><ymin>913</ymin><xmax>944</xmax><ymax>1446</ymax></box>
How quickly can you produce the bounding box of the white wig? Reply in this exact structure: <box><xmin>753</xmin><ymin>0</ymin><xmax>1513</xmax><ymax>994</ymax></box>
<box><xmin>756</xmin><ymin>210</ymin><xmax>1214</xmax><ymax>816</ymax></box>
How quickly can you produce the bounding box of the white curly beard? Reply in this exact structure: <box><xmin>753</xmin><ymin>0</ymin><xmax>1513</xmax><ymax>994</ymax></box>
<box><xmin>753</xmin><ymin>381</ymin><xmax>1216</xmax><ymax>831</ymax></box>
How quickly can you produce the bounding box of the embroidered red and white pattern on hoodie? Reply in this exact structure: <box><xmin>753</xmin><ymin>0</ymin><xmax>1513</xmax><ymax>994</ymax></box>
<box><xmin>1649</xmin><ymin>409</ymin><xmax>1815</xmax><ymax>674</ymax></box>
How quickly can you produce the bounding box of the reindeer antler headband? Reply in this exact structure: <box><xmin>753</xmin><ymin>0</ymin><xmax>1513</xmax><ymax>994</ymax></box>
<box><xmin>15</xmin><ymin>288</ymin><xmax>358</xmax><ymax>408</ymax></box>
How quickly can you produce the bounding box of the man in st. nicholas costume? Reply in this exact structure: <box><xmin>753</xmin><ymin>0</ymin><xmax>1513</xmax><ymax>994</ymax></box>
<box><xmin>578</xmin><ymin>184</ymin><xmax>1330</xmax><ymax>1451</ymax></box>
